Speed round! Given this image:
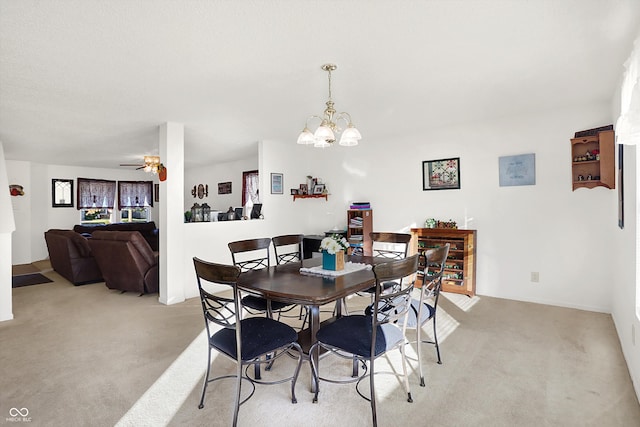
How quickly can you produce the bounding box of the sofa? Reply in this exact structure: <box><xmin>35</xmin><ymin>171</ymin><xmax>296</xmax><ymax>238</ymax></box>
<box><xmin>44</xmin><ymin>229</ymin><xmax>103</xmax><ymax>285</ymax></box>
<box><xmin>88</xmin><ymin>230</ymin><xmax>159</xmax><ymax>294</ymax></box>
<box><xmin>73</xmin><ymin>221</ymin><xmax>159</xmax><ymax>251</ymax></box>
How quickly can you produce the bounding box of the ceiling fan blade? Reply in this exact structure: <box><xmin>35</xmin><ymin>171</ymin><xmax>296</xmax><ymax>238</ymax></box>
<box><xmin>119</xmin><ymin>163</ymin><xmax>143</xmax><ymax>167</ymax></box>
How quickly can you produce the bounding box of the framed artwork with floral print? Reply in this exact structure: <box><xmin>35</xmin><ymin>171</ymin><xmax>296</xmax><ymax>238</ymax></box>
<box><xmin>422</xmin><ymin>157</ymin><xmax>460</xmax><ymax>190</ymax></box>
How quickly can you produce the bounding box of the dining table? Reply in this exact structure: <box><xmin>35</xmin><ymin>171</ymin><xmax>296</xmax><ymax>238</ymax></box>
<box><xmin>236</xmin><ymin>254</ymin><xmax>383</xmax><ymax>392</ymax></box>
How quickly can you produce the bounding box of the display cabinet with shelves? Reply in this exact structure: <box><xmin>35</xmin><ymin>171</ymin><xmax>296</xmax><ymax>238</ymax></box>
<box><xmin>410</xmin><ymin>228</ymin><xmax>476</xmax><ymax>297</ymax></box>
<box><xmin>347</xmin><ymin>209</ymin><xmax>373</xmax><ymax>256</ymax></box>
<box><xmin>571</xmin><ymin>129</ymin><xmax>615</xmax><ymax>191</ymax></box>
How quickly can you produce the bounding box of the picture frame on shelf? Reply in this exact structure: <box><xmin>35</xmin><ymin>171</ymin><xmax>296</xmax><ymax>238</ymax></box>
<box><xmin>313</xmin><ymin>184</ymin><xmax>325</xmax><ymax>194</ymax></box>
<box><xmin>299</xmin><ymin>184</ymin><xmax>308</xmax><ymax>195</ymax></box>
<box><xmin>290</xmin><ymin>189</ymin><xmax>299</xmax><ymax>195</ymax></box>
<box><xmin>422</xmin><ymin>157</ymin><xmax>461</xmax><ymax>191</ymax></box>
<box><xmin>270</xmin><ymin>173</ymin><xmax>283</xmax><ymax>194</ymax></box>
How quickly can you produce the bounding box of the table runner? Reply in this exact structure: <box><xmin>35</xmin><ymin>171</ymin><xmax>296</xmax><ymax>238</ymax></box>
<box><xmin>299</xmin><ymin>261</ymin><xmax>372</xmax><ymax>277</ymax></box>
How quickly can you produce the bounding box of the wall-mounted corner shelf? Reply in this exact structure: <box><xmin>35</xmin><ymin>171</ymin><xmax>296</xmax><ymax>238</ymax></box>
<box><xmin>293</xmin><ymin>194</ymin><xmax>328</xmax><ymax>201</ymax></box>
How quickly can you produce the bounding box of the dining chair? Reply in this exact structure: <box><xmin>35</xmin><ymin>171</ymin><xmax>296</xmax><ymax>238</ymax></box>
<box><xmin>308</xmin><ymin>254</ymin><xmax>419</xmax><ymax>427</ymax></box>
<box><xmin>193</xmin><ymin>257</ymin><xmax>303</xmax><ymax>427</ymax></box>
<box><xmin>228</xmin><ymin>238</ymin><xmax>294</xmax><ymax>319</ymax></box>
<box><xmin>345</xmin><ymin>232</ymin><xmax>412</xmax><ymax>313</ymax></box>
<box><xmin>272</xmin><ymin>234</ymin><xmax>310</xmax><ymax>329</ymax></box>
<box><xmin>398</xmin><ymin>243</ymin><xmax>450</xmax><ymax>387</ymax></box>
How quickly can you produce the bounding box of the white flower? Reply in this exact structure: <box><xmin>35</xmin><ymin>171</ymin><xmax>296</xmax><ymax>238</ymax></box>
<box><xmin>320</xmin><ymin>234</ymin><xmax>349</xmax><ymax>255</ymax></box>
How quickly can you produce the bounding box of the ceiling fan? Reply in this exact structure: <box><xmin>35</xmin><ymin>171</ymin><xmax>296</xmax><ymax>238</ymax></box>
<box><xmin>120</xmin><ymin>155</ymin><xmax>161</xmax><ymax>172</ymax></box>
<box><xmin>119</xmin><ymin>155</ymin><xmax>167</xmax><ymax>181</ymax></box>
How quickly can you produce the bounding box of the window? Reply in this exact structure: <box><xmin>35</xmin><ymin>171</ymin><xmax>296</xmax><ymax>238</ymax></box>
<box><xmin>121</xmin><ymin>207</ymin><xmax>151</xmax><ymax>223</ymax></box>
<box><xmin>242</xmin><ymin>170</ymin><xmax>259</xmax><ymax>206</ymax></box>
<box><xmin>77</xmin><ymin>178</ymin><xmax>116</xmax><ymax>224</ymax></box>
<box><xmin>118</xmin><ymin>181</ymin><xmax>153</xmax><ymax>223</ymax></box>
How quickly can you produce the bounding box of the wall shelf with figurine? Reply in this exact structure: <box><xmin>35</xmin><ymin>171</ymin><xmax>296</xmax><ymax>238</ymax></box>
<box><xmin>292</xmin><ymin>194</ymin><xmax>328</xmax><ymax>201</ymax></box>
<box><xmin>571</xmin><ymin>128</ymin><xmax>615</xmax><ymax>191</ymax></box>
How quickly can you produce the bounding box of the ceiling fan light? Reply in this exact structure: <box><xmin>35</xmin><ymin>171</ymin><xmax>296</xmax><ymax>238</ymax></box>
<box><xmin>297</xmin><ymin>128</ymin><xmax>315</xmax><ymax>145</ymax></box>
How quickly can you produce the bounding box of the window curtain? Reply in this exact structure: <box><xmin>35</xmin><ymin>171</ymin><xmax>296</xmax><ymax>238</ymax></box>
<box><xmin>242</xmin><ymin>170</ymin><xmax>259</xmax><ymax>206</ymax></box>
<box><xmin>77</xmin><ymin>178</ymin><xmax>116</xmax><ymax>209</ymax></box>
<box><xmin>118</xmin><ymin>181</ymin><xmax>153</xmax><ymax>209</ymax></box>
<box><xmin>616</xmin><ymin>32</ymin><xmax>640</xmax><ymax>145</ymax></box>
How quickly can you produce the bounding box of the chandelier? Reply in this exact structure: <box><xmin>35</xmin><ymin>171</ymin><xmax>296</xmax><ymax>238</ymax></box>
<box><xmin>296</xmin><ymin>64</ymin><xmax>362</xmax><ymax>148</ymax></box>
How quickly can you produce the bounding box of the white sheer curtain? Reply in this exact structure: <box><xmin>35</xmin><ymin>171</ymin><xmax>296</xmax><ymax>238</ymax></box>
<box><xmin>617</xmin><ymin>33</ymin><xmax>640</xmax><ymax>146</ymax></box>
<box><xmin>243</xmin><ymin>170</ymin><xmax>259</xmax><ymax>206</ymax></box>
<box><xmin>118</xmin><ymin>181</ymin><xmax>153</xmax><ymax>209</ymax></box>
<box><xmin>77</xmin><ymin>178</ymin><xmax>116</xmax><ymax>209</ymax></box>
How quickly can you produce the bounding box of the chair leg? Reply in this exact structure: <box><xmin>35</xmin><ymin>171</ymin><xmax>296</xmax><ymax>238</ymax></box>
<box><xmin>417</xmin><ymin>325</ymin><xmax>425</xmax><ymax>387</ymax></box>
<box><xmin>433</xmin><ymin>315</ymin><xmax>442</xmax><ymax>364</ymax></box>
<box><xmin>369</xmin><ymin>357</ymin><xmax>378</xmax><ymax>427</ymax></box>
<box><xmin>310</xmin><ymin>343</ymin><xmax>320</xmax><ymax>403</ymax></box>
<box><xmin>400</xmin><ymin>341</ymin><xmax>413</xmax><ymax>403</ymax></box>
<box><xmin>198</xmin><ymin>347</ymin><xmax>212</xmax><ymax>409</ymax></box>
<box><xmin>232</xmin><ymin>362</ymin><xmax>243</xmax><ymax>427</ymax></box>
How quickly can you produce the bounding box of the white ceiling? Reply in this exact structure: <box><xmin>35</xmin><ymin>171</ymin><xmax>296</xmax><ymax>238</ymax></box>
<box><xmin>1</xmin><ymin>0</ymin><xmax>639</xmax><ymax>169</ymax></box>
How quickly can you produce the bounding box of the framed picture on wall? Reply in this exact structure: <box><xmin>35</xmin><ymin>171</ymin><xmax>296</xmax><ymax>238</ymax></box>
<box><xmin>422</xmin><ymin>157</ymin><xmax>460</xmax><ymax>190</ymax></box>
<box><xmin>270</xmin><ymin>173</ymin><xmax>283</xmax><ymax>194</ymax></box>
<box><xmin>52</xmin><ymin>179</ymin><xmax>74</xmax><ymax>207</ymax></box>
<box><xmin>218</xmin><ymin>182</ymin><xmax>232</xmax><ymax>195</ymax></box>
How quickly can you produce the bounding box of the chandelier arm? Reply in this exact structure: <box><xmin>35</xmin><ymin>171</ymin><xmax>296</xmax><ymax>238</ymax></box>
<box><xmin>335</xmin><ymin>112</ymin><xmax>354</xmax><ymax>126</ymax></box>
<box><xmin>304</xmin><ymin>115</ymin><xmax>325</xmax><ymax>128</ymax></box>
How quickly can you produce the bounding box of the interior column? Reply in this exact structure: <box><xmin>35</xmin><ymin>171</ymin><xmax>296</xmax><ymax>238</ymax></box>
<box><xmin>158</xmin><ymin>122</ymin><xmax>185</xmax><ymax>305</ymax></box>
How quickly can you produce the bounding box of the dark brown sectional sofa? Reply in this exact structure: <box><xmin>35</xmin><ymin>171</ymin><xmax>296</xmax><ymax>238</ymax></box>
<box><xmin>44</xmin><ymin>229</ymin><xmax>103</xmax><ymax>285</ymax></box>
<box><xmin>44</xmin><ymin>221</ymin><xmax>160</xmax><ymax>293</ymax></box>
<box><xmin>73</xmin><ymin>221</ymin><xmax>159</xmax><ymax>251</ymax></box>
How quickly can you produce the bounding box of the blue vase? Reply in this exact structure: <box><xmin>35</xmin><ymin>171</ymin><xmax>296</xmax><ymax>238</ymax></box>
<box><xmin>322</xmin><ymin>251</ymin><xmax>344</xmax><ymax>271</ymax></box>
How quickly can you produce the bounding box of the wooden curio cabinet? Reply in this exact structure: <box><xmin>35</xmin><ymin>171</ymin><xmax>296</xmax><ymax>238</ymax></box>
<box><xmin>410</xmin><ymin>228</ymin><xmax>476</xmax><ymax>297</ymax></box>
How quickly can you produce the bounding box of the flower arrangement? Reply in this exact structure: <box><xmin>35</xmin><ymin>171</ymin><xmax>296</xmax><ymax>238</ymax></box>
<box><xmin>320</xmin><ymin>234</ymin><xmax>349</xmax><ymax>255</ymax></box>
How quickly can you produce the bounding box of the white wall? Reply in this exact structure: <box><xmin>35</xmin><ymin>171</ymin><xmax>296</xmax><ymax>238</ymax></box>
<box><xmin>6</xmin><ymin>162</ymin><xmax>160</xmax><ymax>263</ymax></box>
<box><xmin>184</xmin><ymin>155</ymin><xmax>258</xmax><ymax>217</ymax></box>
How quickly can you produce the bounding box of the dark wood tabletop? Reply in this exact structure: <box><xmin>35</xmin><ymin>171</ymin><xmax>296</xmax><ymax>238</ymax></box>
<box><xmin>236</xmin><ymin>255</ymin><xmax>380</xmax><ymax>306</ymax></box>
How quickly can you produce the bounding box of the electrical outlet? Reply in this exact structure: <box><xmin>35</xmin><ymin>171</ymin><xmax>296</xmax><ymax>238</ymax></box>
<box><xmin>530</xmin><ymin>272</ymin><xmax>539</xmax><ymax>283</ymax></box>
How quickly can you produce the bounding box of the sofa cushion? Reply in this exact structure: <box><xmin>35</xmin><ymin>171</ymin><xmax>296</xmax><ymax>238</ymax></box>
<box><xmin>91</xmin><ymin>230</ymin><xmax>156</xmax><ymax>266</ymax></box>
<box><xmin>47</xmin><ymin>229</ymin><xmax>92</xmax><ymax>257</ymax></box>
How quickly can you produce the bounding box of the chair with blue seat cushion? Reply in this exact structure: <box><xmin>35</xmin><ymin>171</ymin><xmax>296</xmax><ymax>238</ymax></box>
<box><xmin>347</xmin><ymin>232</ymin><xmax>413</xmax><ymax>312</ymax></box>
<box><xmin>272</xmin><ymin>234</ymin><xmax>313</xmax><ymax>329</ymax></box>
<box><xmin>398</xmin><ymin>243</ymin><xmax>450</xmax><ymax>387</ymax></box>
<box><xmin>228</xmin><ymin>238</ymin><xmax>294</xmax><ymax>318</ymax></box>
<box><xmin>193</xmin><ymin>257</ymin><xmax>303</xmax><ymax>427</ymax></box>
<box><xmin>309</xmin><ymin>254</ymin><xmax>419</xmax><ymax>427</ymax></box>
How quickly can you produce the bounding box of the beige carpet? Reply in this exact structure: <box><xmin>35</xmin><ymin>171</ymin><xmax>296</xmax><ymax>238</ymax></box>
<box><xmin>1</xmin><ymin>264</ymin><xmax>639</xmax><ymax>426</ymax></box>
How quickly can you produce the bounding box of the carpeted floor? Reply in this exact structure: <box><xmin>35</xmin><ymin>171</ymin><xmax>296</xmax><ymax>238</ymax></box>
<box><xmin>11</xmin><ymin>263</ymin><xmax>40</xmax><ymax>276</ymax></box>
<box><xmin>1</xmin><ymin>265</ymin><xmax>639</xmax><ymax>426</ymax></box>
